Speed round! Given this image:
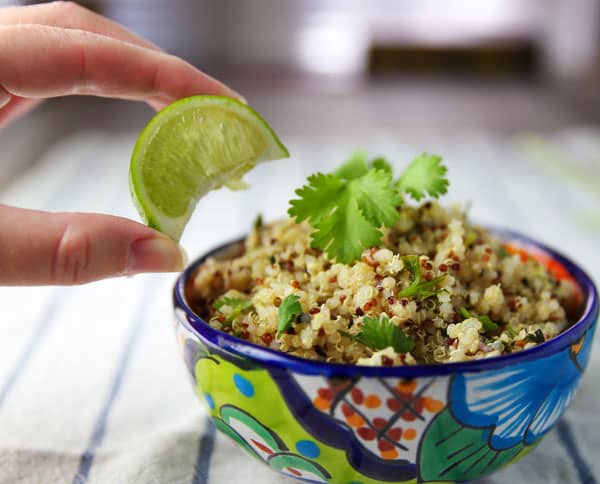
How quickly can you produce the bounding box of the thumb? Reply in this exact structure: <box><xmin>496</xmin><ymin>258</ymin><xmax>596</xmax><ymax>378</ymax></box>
<box><xmin>0</xmin><ymin>204</ymin><xmax>186</xmax><ymax>285</ymax></box>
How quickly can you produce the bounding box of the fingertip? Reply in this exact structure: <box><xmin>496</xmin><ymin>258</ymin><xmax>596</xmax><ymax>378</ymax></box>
<box><xmin>147</xmin><ymin>98</ymin><xmax>169</xmax><ymax>112</ymax></box>
<box><xmin>214</xmin><ymin>82</ymin><xmax>246</xmax><ymax>104</ymax></box>
<box><xmin>126</xmin><ymin>236</ymin><xmax>187</xmax><ymax>274</ymax></box>
<box><xmin>179</xmin><ymin>244</ymin><xmax>189</xmax><ymax>267</ymax></box>
<box><xmin>148</xmin><ymin>76</ymin><xmax>246</xmax><ymax>111</ymax></box>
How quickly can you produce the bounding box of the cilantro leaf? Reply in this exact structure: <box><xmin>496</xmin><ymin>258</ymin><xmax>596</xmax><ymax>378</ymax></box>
<box><xmin>277</xmin><ymin>294</ymin><xmax>303</xmax><ymax>338</ymax></box>
<box><xmin>213</xmin><ymin>297</ymin><xmax>253</xmax><ymax>312</ymax></box>
<box><xmin>335</xmin><ymin>150</ymin><xmax>393</xmax><ymax>179</ymax></box>
<box><xmin>288</xmin><ymin>173</ymin><xmax>345</xmax><ymax>225</ymax></box>
<box><xmin>370</xmin><ymin>156</ymin><xmax>393</xmax><ymax>174</ymax></box>
<box><xmin>310</xmin><ymin>192</ymin><xmax>383</xmax><ymax>263</ymax></box>
<box><xmin>353</xmin><ymin>315</ymin><xmax>415</xmax><ymax>354</ymax></box>
<box><xmin>335</xmin><ymin>150</ymin><xmax>369</xmax><ymax>180</ymax></box>
<box><xmin>398</xmin><ymin>255</ymin><xmax>447</xmax><ymax>299</ymax></box>
<box><xmin>459</xmin><ymin>306</ymin><xmax>499</xmax><ymax>332</ymax></box>
<box><xmin>289</xmin><ymin>167</ymin><xmax>400</xmax><ymax>263</ymax></box>
<box><xmin>289</xmin><ymin>151</ymin><xmax>450</xmax><ymax>264</ymax></box>
<box><xmin>396</xmin><ymin>153</ymin><xmax>448</xmax><ymax>201</ymax></box>
<box><xmin>213</xmin><ymin>297</ymin><xmax>253</xmax><ymax>324</ymax></box>
<box><xmin>353</xmin><ymin>169</ymin><xmax>402</xmax><ymax>227</ymax></box>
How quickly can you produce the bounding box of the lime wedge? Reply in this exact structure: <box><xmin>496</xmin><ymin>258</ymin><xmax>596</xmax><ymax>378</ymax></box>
<box><xmin>129</xmin><ymin>95</ymin><xmax>289</xmax><ymax>240</ymax></box>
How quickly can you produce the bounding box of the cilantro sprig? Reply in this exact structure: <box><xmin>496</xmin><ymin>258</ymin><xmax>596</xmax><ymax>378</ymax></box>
<box><xmin>288</xmin><ymin>151</ymin><xmax>448</xmax><ymax>263</ymax></box>
<box><xmin>213</xmin><ymin>297</ymin><xmax>253</xmax><ymax>324</ymax></box>
<box><xmin>343</xmin><ymin>315</ymin><xmax>415</xmax><ymax>354</ymax></box>
<box><xmin>459</xmin><ymin>306</ymin><xmax>499</xmax><ymax>332</ymax></box>
<box><xmin>398</xmin><ymin>255</ymin><xmax>447</xmax><ymax>300</ymax></box>
<box><xmin>277</xmin><ymin>294</ymin><xmax>303</xmax><ymax>338</ymax></box>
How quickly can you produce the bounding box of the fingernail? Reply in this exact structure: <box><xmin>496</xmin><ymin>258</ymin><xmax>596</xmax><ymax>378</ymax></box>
<box><xmin>235</xmin><ymin>93</ymin><xmax>248</xmax><ymax>104</ymax></box>
<box><xmin>0</xmin><ymin>85</ymin><xmax>10</xmax><ymax>109</ymax></box>
<box><xmin>222</xmin><ymin>84</ymin><xmax>246</xmax><ymax>104</ymax></box>
<box><xmin>126</xmin><ymin>237</ymin><xmax>187</xmax><ymax>274</ymax></box>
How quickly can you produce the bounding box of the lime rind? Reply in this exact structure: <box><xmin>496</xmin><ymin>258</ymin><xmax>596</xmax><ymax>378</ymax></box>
<box><xmin>129</xmin><ymin>95</ymin><xmax>289</xmax><ymax>241</ymax></box>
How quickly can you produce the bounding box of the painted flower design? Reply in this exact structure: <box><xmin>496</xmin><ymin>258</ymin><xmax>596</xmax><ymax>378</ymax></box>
<box><xmin>213</xmin><ymin>405</ymin><xmax>331</xmax><ymax>483</ymax></box>
<box><xmin>296</xmin><ymin>374</ymin><xmax>446</xmax><ymax>462</ymax></box>
<box><xmin>450</xmin><ymin>331</ymin><xmax>594</xmax><ymax>450</ymax></box>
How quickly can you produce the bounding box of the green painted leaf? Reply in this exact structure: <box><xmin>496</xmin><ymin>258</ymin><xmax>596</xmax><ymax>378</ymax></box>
<box><xmin>268</xmin><ymin>452</ymin><xmax>331</xmax><ymax>480</ymax></box>
<box><xmin>418</xmin><ymin>409</ymin><xmax>526</xmax><ymax>482</ymax></box>
<box><xmin>220</xmin><ymin>404</ymin><xmax>287</xmax><ymax>452</ymax></box>
<box><xmin>212</xmin><ymin>417</ymin><xmax>260</xmax><ymax>460</ymax></box>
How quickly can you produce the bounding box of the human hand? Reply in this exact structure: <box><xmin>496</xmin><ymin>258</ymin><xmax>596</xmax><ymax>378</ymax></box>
<box><xmin>0</xmin><ymin>2</ymin><xmax>241</xmax><ymax>285</ymax></box>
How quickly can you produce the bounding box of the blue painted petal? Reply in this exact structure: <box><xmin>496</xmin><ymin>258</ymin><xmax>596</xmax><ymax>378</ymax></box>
<box><xmin>525</xmin><ymin>378</ymin><xmax>578</xmax><ymax>444</ymax></box>
<box><xmin>451</xmin><ymin>347</ymin><xmax>581</xmax><ymax>450</ymax></box>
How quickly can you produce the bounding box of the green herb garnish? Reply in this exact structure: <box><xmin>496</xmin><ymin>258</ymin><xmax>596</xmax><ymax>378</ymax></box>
<box><xmin>525</xmin><ymin>329</ymin><xmax>545</xmax><ymax>344</ymax></box>
<box><xmin>347</xmin><ymin>315</ymin><xmax>415</xmax><ymax>354</ymax></box>
<box><xmin>459</xmin><ymin>306</ymin><xmax>472</xmax><ymax>319</ymax></box>
<box><xmin>395</xmin><ymin>153</ymin><xmax>449</xmax><ymax>201</ymax></box>
<box><xmin>288</xmin><ymin>151</ymin><xmax>449</xmax><ymax>264</ymax></box>
<box><xmin>277</xmin><ymin>294</ymin><xmax>303</xmax><ymax>338</ymax></box>
<box><xmin>370</xmin><ymin>156</ymin><xmax>393</xmax><ymax>174</ymax></box>
<box><xmin>253</xmin><ymin>213</ymin><xmax>263</xmax><ymax>230</ymax></box>
<box><xmin>213</xmin><ymin>297</ymin><xmax>253</xmax><ymax>324</ymax></box>
<box><xmin>465</xmin><ymin>230</ymin><xmax>478</xmax><ymax>247</ymax></box>
<box><xmin>479</xmin><ymin>315</ymin><xmax>499</xmax><ymax>332</ymax></box>
<box><xmin>496</xmin><ymin>246</ymin><xmax>509</xmax><ymax>259</ymax></box>
<box><xmin>460</xmin><ymin>306</ymin><xmax>499</xmax><ymax>332</ymax></box>
<box><xmin>398</xmin><ymin>255</ymin><xmax>447</xmax><ymax>300</ymax></box>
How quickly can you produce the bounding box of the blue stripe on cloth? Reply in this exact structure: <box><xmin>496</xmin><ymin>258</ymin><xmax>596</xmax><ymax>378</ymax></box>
<box><xmin>556</xmin><ymin>418</ymin><xmax>597</xmax><ymax>484</ymax></box>
<box><xmin>0</xmin><ymin>293</ymin><xmax>62</xmax><ymax>407</ymax></box>
<box><xmin>191</xmin><ymin>417</ymin><xmax>217</xmax><ymax>484</ymax></box>
<box><xmin>72</xmin><ymin>280</ymin><xmax>157</xmax><ymax>484</ymax></box>
<box><xmin>0</xmin><ymin>138</ymin><xmax>105</xmax><ymax>407</ymax></box>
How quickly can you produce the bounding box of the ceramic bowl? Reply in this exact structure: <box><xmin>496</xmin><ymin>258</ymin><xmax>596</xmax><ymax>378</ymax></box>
<box><xmin>173</xmin><ymin>228</ymin><xmax>598</xmax><ymax>484</ymax></box>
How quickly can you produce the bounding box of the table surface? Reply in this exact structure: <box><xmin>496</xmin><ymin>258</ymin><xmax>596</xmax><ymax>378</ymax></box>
<box><xmin>0</xmin><ymin>118</ymin><xmax>599</xmax><ymax>483</ymax></box>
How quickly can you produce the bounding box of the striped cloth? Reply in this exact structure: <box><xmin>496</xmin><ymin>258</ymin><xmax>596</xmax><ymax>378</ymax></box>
<box><xmin>0</xmin><ymin>129</ymin><xmax>599</xmax><ymax>484</ymax></box>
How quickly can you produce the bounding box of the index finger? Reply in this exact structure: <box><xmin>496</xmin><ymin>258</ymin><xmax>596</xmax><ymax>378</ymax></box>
<box><xmin>0</xmin><ymin>24</ymin><xmax>242</xmax><ymax>106</ymax></box>
<box><xmin>0</xmin><ymin>1</ymin><xmax>161</xmax><ymax>51</ymax></box>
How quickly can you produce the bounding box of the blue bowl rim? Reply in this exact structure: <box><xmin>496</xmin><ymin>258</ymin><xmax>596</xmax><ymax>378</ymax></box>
<box><xmin>173</xmin><ymin>226</ymin><xmax>599</xmax><ymax>377</ymax></box>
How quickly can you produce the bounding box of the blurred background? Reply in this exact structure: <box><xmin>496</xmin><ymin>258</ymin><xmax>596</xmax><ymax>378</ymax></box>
<box><xmin>1</xmin><ymin>0</ymin><xmax>600</xmax><ymax>190</ymax></box>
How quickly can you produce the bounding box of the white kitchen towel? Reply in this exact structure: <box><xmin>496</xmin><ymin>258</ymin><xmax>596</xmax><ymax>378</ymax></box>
<box><xmin>0</xmin><ymin>130</ymin><xmax>598</xmax><ymax>484</ymax></box>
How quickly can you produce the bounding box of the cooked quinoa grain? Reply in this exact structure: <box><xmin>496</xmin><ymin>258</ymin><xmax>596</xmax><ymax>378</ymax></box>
<box><xmin>189</xmin><ymin>202</ymin><xmax>578</xmax><ymax>366</ymax></box>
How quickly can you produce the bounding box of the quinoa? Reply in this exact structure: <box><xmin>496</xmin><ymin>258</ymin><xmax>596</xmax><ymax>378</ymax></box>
<box><xmin>189</xmin><ymin>201</ymin><xmax>578</xmax><ymax>366</ymax></box>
